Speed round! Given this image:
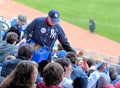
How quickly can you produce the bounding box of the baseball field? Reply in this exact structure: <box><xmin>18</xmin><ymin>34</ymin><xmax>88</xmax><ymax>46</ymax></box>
<box><xmin>15</xmin><ymin>0</ymin><xmax>120</xmax><ymax>43</ymax></box>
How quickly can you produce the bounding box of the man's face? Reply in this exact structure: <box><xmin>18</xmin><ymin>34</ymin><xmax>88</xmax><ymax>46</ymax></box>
<box><xmin>18</xmin><ymin>19</ymin><xmax>26</xmax><ymax>26</ymax></box>
<box><xmin>48</xmin><ymin>16</ymin><xmax>58</xmax><ymax>26</ymax></box>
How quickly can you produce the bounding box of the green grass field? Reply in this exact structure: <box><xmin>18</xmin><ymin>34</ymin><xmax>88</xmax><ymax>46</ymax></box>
<box><xmin>16</xmin><ymin>0</ymin><xmax>120</xmax><ymax>43</ymax></box>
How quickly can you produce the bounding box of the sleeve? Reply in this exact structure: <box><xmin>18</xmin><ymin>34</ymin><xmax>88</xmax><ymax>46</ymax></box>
<box><xmin>57</xmin><ymin>25</ymin><xmax>76</xmax><ymax>53</ymax></box>
<box><xmin>23</xmin><ymin>18</ymin><xmax>37</xmax><ymax>39</ymax></box>
<box><xmin>87</xmin><ymin>70</ymin><xmax>101</xmax><ymax>88</ymax></box>
<box><xmin>10</xmin><ymin>17</ymin><xmax>17</xmax><ymax>26</ymax></box>
<box><xmin>11</xmin><ymin>46</ymin><xmax>18</xmax><ymax>56</ymax></box>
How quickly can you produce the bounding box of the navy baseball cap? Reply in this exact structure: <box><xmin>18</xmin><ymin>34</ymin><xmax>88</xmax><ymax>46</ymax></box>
<box><xmin>48</xmin><ymin>10</ymin><xmax>60</xmax><ymax>23</ymax></box>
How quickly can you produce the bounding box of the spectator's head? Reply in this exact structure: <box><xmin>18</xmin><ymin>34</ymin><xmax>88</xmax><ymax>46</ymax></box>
<box><xmin>76</xmin><ymin>57</ymin><xmax>83</xmax><ymax>65</ymax></box>
<box><xmin>87</xmin><ymin>58</ymin><xmax>95</xmax><ymax>68</ymax></box>
<box><xmin>89</xmin><ymin>18</ymin><xmax>94</xmax><ymax>21</ymax></box>
<box><xmin>96</xmin><ymin>60</ymin><xmax>107</xmax><ymax>72</ymax></box>
<box><xmin>97</xmin><ymin>73</ymin><xmax>111</xmax><ymax>88</ymax></box>
<box><xmin>18</xmin><ymin>44</ymin><xmax>34</xmax><ymax>59</ymax></box>
<box><xmin>47</xmin><ymin>10</ymin><xmax>60</xmax><ymax>26</ymax></box>
<box><xmin>66</xmin><ymin>52</ymin><xmax>77</xmax><ymax>64</ymax></box>
<box><xmin>43</xmin><ymin>62</ymin><xmax>64</xmax><ymax>87</ymax></box>
<box><xmin>109</xmin><ymin>65</ymin><xmax>118</xmax><ymax>81</ymax></box>
<box><xmin>73</xmin><ymin>76</ymin><xmax>88</xmax><ymax>88</ymax></box>
<box><xmin>0</xmin><ymin>60</ymin><xmax>38</xmax><ymax>88</ymax></box>
<box><xmin>18</xmin><ymin>14</ymin><xmax>27</xmax><ymax>26</ymax></box>
<box><xmin>9</xmin><ymin>26</ymin><xmax>20</xmax><ymax>37</ymax></box>
<box><xmin>57</xmin><ymin>50</ymin><xmax>67</xmax><ymax>58</ymax></box>
<box><xmin>5</xmin><ymin>32</ymin><xmax>18</xmax><ymax>44</ymax></box>
<box><xmin>56</xmin><ymin>58</ymin><xmax>72</xmax><ymax>78</ymax></box>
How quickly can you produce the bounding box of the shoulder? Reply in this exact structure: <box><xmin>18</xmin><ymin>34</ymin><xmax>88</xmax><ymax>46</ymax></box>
<box><xmin>63</xmin><ymin>77</ymin><xmax>73</xmax><ymax>83</ymax></box>
<box><xmin>30</xmin><ymin>17</ymin><xmax>46</xmax><ymax>26</ymax></box>
<box><xmin>1</xmin><ymin>59</ymin><xmax>20</xmax><ymax>77</ymax></box>
<box><xmin>2</xmin><ymin>59</ymin><xmax>20</xmax><ymax>66</ymax></box>
<box><xmin>54</xmin><ymin>23</ymin><xmax>62</xmax><ymax>29</ymax></box>
<box><xmin>12</xmin><ymin>45</ymin><xmax>18</xmax><ymax>49</ymax></box>
<box><xmin>34</xmin><ymin>17</ymin><xmax>46</xmax><ymax>22</ymax></box>
<box><xmin>10</xmin><ymin>17</ymin><xmax>17</xmax><ymax>23</ymax></box>
<box><xmin>61</xmin><ymin>77</ymin><xmax>73</xmax><ymax>88</ymax></box>
<box><xmin>11</xmin><ymin>17</ymin><xmax>17</xmax><ymax>21</ymax></box>
<box><xmin>0</xmin><ymin>41</ymin><xmax>7</xmax><ymax>46</ymax></box>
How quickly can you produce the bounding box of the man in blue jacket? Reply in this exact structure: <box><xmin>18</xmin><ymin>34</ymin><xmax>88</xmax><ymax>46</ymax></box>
<box><xmin>23</xmin><ymin>9</ymin><xmax>75</xmax><ymax>53</ymax></box>
<box><xmin>22</xmin><ymin>9</ymin><xmax>76</xmax><ymax>76</ymax></box>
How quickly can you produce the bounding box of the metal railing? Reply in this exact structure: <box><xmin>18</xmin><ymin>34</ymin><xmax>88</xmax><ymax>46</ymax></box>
<box><xmin>74</xmin><ymin>47</ymin><xmax>119</xmax><ymax>64</ymax></box>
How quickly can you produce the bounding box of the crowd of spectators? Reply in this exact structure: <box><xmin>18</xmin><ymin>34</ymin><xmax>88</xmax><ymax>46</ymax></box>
<box><xmin>0</xmin><ymin>10</ymin><xmax>120</xmax><ymax>88</ymax></box>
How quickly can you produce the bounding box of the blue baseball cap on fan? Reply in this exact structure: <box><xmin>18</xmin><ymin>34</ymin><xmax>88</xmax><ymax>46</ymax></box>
<box><xmin>48</xmin><ymin>10</ymin><xmax>60</xmax><ymax>23</ymax></box>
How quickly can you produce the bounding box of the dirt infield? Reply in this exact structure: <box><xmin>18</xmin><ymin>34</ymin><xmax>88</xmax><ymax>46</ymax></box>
<box><xmin>0</xmin><ymin>0</ymin><xmax>120</xmax><ymax>58</ymax></box>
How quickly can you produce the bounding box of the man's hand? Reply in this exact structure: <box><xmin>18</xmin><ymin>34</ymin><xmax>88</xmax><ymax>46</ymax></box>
<box><xmin>16</xmin><ymin>38</ymin><xmax>26</xmax><ymax>46</ymax></box>
<box><xmin>75</xmin><ymin>51</ymin><xmax>84</xmax><ymax>57</ymax></box>
<box><xmin>81</xmin><ymin>57</ymin><xmax>89</xmax><ymax>71</ymax></box>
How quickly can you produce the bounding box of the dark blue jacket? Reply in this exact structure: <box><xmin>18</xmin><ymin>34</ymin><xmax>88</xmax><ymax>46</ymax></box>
<box><xmin>23</xmin><ymin>17</ymin><xmax>75</xmax><ymax>53</ymax></box>
<box><xmin>1</xmin><ymin>57</ymin><xmax>23</xmax><ymax>77</ymax></box>
<box><xmin>89</xmin><ymin>19</ymin><xmax>96</xmax><ymax>30</ymax></box>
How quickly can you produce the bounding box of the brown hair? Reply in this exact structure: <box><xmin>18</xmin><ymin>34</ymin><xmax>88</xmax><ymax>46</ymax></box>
<box><xmin>0</xmin><ymin>60</ymin><xmax>38</xmax><ymax>88</ymax></box>
<box><xmin>18</xmin><ymin>44</ymin><xmax>34</xmax><ymax>59</ymax></box>
<box><xmin>66</xmin><ymin>52</ymin><xmax>77</xmax><ymax>64</ymax></box>
<box><xmin>5</xmin><ymin>32</ymin><xmax>18</xmax><ymax>44</ymax></box>
<box><xmin>43</xmin><ymin>62</ymin><xmax>64</xmax><ymax>86</ymax></box>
